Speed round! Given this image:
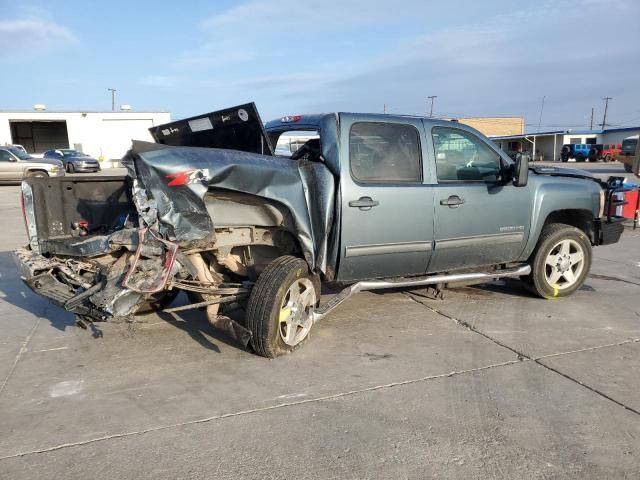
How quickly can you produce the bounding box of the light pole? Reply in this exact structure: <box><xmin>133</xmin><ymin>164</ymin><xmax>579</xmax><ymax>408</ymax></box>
<box><xmin>427</xmin><ymin>96</ymin><xmax>437</xmax><ymax>117</ymax></box>
<box><xmin>537</xmin><ymin>96</ymin><xmax>545</xmax><ymax>133</ymax></box>
<box><xmin>601</xmin><ymin>97</ymin><xmax>612</xmax><ymax>129</ymax></box>
<box><xmin>108</xmin><ymin>88</ymin><xmax>117</xmax><ymax>112</ymax></box>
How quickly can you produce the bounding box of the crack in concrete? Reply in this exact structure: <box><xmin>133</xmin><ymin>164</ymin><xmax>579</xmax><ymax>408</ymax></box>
<box><xmin>404</xmin><ymin>293</ymin><xmax>640</xmax><ymax>417</ymax></box>
<box><xmin>0</xmin><ymin>358</ymin><xmax>522</xmax><ymax>461</ymax></box>
<box><xmin>0</xmin><ymin>317</ymin><xmax>41</xmax><ymax>397</ymax></box>
<box><xmin>588</xmin><ymin>273</ymin><xmax>640</xmax><ymax>287</ymax></box>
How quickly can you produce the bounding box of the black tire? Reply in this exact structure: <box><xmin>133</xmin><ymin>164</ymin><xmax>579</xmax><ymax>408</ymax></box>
<box><xmin>67</xmin><ymin>163</ymin><xmax>75</xmax><ymax>173</ymax></box>
<box><xmin>604</xmin><ymin>154</ymin><xmax>611</xmax><ymax>163</ymax></box>
<box><xmin>246</xmin><ymin>256</ymin><xmax>318</xmax><ymax>358</ymax></box>
<box><xmin>524</xmin><ymin>223</ymin><xmax>592</xmax><ymax>299</ymax></box>
<box><xmin>27</xmin><ymin>171</ymin><xmax>48</xmax><ymax>178</ymax></box>
<box><xmin>575</xmin><ymin>154</ymin><xmax>585</xmax><ymax>162</ymax></box>
<box><xmin>624</xmin><ymin>163</ymin><xmax>632</xmax><ymax>173</ymax></box>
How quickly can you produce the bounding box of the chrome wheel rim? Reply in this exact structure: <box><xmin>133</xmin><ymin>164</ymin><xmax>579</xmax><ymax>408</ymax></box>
<box><xmin>544</xmin><ymin>239</ymin><xmax>585</xmax><ymax>290</ymax></box>
<box><xmin>278</xmin><ymin>278</ymin><xmax>316</xmax><ymax>346</ymax></box>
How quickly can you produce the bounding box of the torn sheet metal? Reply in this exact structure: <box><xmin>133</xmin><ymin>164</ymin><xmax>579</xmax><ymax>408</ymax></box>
<box><xmin>123</xmin><ymin>142</ymin><xmax>336</xmax><ymax>274</ymax></box>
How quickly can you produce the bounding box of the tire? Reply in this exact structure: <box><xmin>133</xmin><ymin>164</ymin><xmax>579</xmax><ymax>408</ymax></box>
<box><xmin>246</xmin><ymin>256</ymin><xmax>319</xmax><ymax>358</ymax></box>
<box><xmin>524</xmin><ymin>223</ymin><xmax>592</xmax><ymax>299</ymax></box>
<box><xmin>27</xmin><ymin>171</ymin><xmax>48</xmax><ymax>178</ymax></box>
<box><xmin>624</xmin><ymin>163</ymin><xmax>632</xmax><ymax>173</ymax></box>
<box><xmin>67</xmin><ymin>163</ymin><xmax>75</xmax><ymax>173</ymax></box>
<box><xmin>604</xmin><ymin>154</ymin><xmax>611</xmax><ymax>163</ymax></box>
<box><xmin>575</xmin><ymin>154</ymin><xmax>585</xmax><ymax>162</ymax></box>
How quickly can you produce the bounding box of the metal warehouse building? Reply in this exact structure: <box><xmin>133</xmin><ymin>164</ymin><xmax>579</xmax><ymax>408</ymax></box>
<box><xmin>0</xmin><ymin>108</ymin><xmax>171</xmax><ymax>161</ymax></box>
<box><xmin>492</xmin><ymin>126</ymin><xmax>640</xmax><ymax>161</ymax></box>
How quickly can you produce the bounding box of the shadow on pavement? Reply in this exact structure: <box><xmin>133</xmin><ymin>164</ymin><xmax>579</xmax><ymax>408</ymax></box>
<box><xmin>0</xmin><ymin>251</ymin><xmax>75</xmax><ymax>331</ymax></box>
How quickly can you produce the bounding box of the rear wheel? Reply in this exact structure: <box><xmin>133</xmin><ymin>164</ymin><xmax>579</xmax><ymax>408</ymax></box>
<box><xmin>246</xmin><ymin>256</ymin><xmax>318</xmax><ymax>358</ymax></box>
<box><xmin>575</xmin><ymin>153</ymin><xmax>585</xmax><ymax>162</ymax></box>
<box><xmin>27</xmin><ymin>171</ymin><xmax>48</xmax><ymax>178</ymax></box>
<box><xmin>624</xmin><ymin>163</ymin><xmax>633</xmax><ymax>173</ymax></box>
<box><xmin>525</xmin><ymin>223</ymin><xmax>592</xmax><ymax>299</ymax></box>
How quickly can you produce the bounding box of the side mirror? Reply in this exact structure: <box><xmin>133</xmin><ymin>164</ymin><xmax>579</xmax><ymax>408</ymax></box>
<box><xmin>512</xmin><ymin>153</ymin><xmax>528</xmax><ymax>187</ymax></box>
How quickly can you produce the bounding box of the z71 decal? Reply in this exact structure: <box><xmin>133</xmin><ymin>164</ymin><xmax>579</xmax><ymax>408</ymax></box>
<box><xmin>166</xmin><ymin>169</ymin><xmax>211</xmax><ymax>186</ymax></box>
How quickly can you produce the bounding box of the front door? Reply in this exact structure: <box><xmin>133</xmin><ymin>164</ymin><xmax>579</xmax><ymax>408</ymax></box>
<box><xmin>338</xmin><ymin>116</ymin><xmax>435</xmax><ymax>281</ymax></box>
<box><xmin>428</xmin><ymin>125</ymin><xmax>531</xmax><ymax>272</ymax></box>
<box><xmin>0</xmin><ymin>150</ymin><xmax>22</xmax><ymax>181</ymax></box>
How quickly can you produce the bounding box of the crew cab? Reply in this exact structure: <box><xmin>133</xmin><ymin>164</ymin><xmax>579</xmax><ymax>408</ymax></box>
<box><xmin>14</xmin><ymin>103</ymin><xmax>626</xmax><ymax>357</ymax></box>
<box><xmin>0</xmin><ymin>146</ymin><xmax>65</xmax><ymax>182</ymax></box>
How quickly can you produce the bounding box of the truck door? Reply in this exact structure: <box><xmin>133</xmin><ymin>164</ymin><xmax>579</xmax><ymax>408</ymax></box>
<box><xmin>427</xmin><ymin>125</ymin><xmax>531</xmax><ymax>272</ymax></box>
<box><xmin>337</xmin><ymin>115</ymin><xmax>435</xmax><ymax>281</ymax></box>
<box><xmin>0</xmin><ymin>149</ymin><xmax>21</xmax><ymax>181</ymax></box>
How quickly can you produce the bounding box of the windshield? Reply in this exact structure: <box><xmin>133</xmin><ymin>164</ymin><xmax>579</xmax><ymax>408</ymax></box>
<box><xmin>8</xmin><ymin>147</ymin><xmax>31</xmax><ymax>160</ymax></box>
<box><xmin>622</xmin><ymin>139</ymin><xmax>638</xmax><ymax>155</ymax></box>
<box><xmin>61</xmin><ymin>150</ymin><xmax>88</xmax><ymax>157</ymax></box>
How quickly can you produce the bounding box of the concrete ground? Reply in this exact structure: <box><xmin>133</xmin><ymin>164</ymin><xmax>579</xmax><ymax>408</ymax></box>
<box><xmin>0</xmin><ymin>164</ymin><xmax>639</xmax><ymax>479</ymax></box>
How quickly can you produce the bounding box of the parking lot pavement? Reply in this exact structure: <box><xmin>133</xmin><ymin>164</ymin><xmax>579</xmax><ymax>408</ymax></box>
<box><xmin>1</xmin><ymin>170</ymin><xmax>639</xmax><ymax>478</ymax></box>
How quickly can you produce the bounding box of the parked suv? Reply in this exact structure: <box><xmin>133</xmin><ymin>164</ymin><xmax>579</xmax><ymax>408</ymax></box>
<box><xmin>0</xmin><ymin>146</ymin><xmax>64</xmax><ymax>183</ymax></box>
<box><xmin>560</xmin><ymin>144</ymin><xmax>593</xmax><ymax>162</ymax></box>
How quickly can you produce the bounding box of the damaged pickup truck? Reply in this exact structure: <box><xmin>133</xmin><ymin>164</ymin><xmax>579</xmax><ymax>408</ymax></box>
<box><xmin>15</xmin><ymin>103</ymin><xmax>626</xmax><ymax>357</ymax></box>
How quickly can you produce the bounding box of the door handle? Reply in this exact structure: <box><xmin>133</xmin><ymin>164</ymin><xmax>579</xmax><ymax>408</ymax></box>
<box><xmin>440</xmin><ymin>195</ymin><xmax>464</xmax><ymax>207</ymax></box>
<box><xmin>349</xmin><ymin>196</ymin><xmax>379</xmax><ymax>210</ymax></box>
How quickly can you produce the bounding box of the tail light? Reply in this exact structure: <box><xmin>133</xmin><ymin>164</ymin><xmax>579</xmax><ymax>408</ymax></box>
<box><xmin>21</xmin><ymin>182</ymin><xmax>40</xmax><ymax>253</ymax></box>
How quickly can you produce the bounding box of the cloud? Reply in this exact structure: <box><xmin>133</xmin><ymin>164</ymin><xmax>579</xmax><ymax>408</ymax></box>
<box><xmin>0</xmin><ymin>18</ymin><xmax>77</xmax><ymax>59</ymax></box>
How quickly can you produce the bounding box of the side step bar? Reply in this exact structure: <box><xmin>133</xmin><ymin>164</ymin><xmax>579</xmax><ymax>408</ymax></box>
<box><xmin>312</xmin><ymin>264</ymin><xmax>531</xmax><ymax>323</ymax></box>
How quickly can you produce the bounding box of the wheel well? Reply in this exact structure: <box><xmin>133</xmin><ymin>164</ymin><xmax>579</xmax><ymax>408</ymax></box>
<box><xmin>543</xmin><ymin>209</ymin><xmax>595</xmax><ymax>243</ymax></box>
<box><xmin>26</xmin><ymin>169</ymin><xmax>48</xmax><ymax>175</ymax></box>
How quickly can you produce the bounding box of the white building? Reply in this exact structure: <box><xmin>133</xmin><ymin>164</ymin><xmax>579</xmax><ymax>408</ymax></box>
<box><xmin>0</xmin><ymin>108</ymin><xmax>171</xmax><ymax>161</ymax></box>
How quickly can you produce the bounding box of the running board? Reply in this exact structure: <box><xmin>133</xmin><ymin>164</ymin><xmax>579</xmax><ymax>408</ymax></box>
<box><xmin>312</xmin><ymin>265</ymin><xmax>531</xmax><ymax>323</ymax></box>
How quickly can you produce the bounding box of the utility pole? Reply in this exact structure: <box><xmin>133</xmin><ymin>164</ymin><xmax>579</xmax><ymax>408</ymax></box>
<box><xmin>590</xmin><ymin>107</ymin><xmax>594</xmax><ymax>130</ymax></box>
<box><xmin>427</xmin><ymin>96</ymin><xmax>437</xmax><ymax>117</ymax></box>
<box><xmin>383</xmin><ymin>103</ymin><xmax>387</xmax><ymax>114</ymax></box>
<box><xmin>108</xmin><ymin>88</ymin><xmax>117</xmax><ymax>112</ymax></box>
<box><xmin>537</xmin><ymin>96</ymin><xmax>545</xmax><ymax>133</ymax></box>
<box><xmin>601</xmin><ymin>97</ymin><xmax>612</xmax><ymax>129</ymax></box>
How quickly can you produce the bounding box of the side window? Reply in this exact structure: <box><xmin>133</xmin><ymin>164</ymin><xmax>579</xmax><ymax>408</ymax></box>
<box><xmin>432</xmin><ymin>127</ymin><xmax>502</xmax><ymax>182</ymax></box>
<box><xmin>349</xmin><ymin>122</ymin><xmax>422</xmax><ymax>183</ymax></box>
<box><xmin>0</xmin><ymin>150</ymin><xmax>13</xmax><ymax>162</ymax></box>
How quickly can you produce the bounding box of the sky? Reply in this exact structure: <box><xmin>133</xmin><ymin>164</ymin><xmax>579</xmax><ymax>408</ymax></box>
<box><xmin>1</xmin><ymin>0</ymin><xmax>639</xmax><ymax>131</ymax></box>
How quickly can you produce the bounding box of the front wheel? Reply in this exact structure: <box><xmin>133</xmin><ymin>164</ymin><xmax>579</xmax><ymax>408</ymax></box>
<box><xmin>525</xmin><ymin>223</ymin><xmax>592</xmax><ymax>299</ymax></box>
<box><xmin>246</xmin><ymin>256</ymin><xmax>318</xmax><ymax>358</ymax></box>
<box><xmin>624</xmin><ymin>163</ymin><xmax>632</xmax><ymax>173</ymax></box>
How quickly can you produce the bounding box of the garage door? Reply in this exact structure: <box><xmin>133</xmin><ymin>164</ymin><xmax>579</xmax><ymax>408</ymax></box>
<box><xmin>100</xmin><ymin>119</ymin><xmax>155</xmax><ymax>160</ymax></box>
<box><xmin>10</xmin><ymin>121</ymin><xmax>69</xmax><ymax>153</ymax></box>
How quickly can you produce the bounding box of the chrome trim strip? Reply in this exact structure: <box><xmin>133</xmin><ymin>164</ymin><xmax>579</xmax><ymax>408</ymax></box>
<box><xmin>312</xmin><ymin>264</ymin><xmax>531</xmax><ymax>322</ymax></box>
<box><xmin>345</xmin><ymin>241</ymin><xmax>432</xmax><ymax>257</ymax></box>
<box><xmin>436</xmin><ymin>232</ymin><xmax>524</xmax><ymax>249</ymax></box>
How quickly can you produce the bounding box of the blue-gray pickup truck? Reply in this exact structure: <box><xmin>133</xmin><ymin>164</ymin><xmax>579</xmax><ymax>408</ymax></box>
<box><xmin>14</xmin><ymin>103</ymin><xmax>626</xmax><ymax>357</ymax></box>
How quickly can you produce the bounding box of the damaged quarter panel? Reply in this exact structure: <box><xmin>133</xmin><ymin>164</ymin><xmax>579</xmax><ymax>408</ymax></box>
<box><xmin>124</xmin><ymin>141</ymin><xmax>336</xmax><ymax>273</ymax></box>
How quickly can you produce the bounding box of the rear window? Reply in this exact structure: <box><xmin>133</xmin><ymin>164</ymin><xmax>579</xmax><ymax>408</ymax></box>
<box><xmin>274</xmin><ymin>130</ymin><xmax>319</xmax><ymax>157</ymax></box>
<box><xmin>622</xmin><ymin>139</ymin><xmax>638</xmax><ymax>155</ymax></box>
<box><xmin>349</xmin><ymin>122</ymin><xmax>422</xmax><ymax>183</ymax></box>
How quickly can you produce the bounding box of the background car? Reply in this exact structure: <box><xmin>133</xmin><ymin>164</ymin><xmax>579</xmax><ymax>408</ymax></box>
<box><xmin>43</xmin><ymin>149</ymin><xmax>101</xmax><ymax>173</ymax></box>
<box><xmin>0</xmin><ymin>146</ymin><xmax>64</xmax><ymax>182</ymax></box>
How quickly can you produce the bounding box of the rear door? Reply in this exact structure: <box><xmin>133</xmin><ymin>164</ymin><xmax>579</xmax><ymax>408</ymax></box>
<box><xmin>427</xmin><ymin>125</ymin><xmax>531</xmax><ymax>272</ymax></box>
<box><xmin>337</xmin><ymin>115</ymin><xmax>435</xmax><ymax>281</ymax></box>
